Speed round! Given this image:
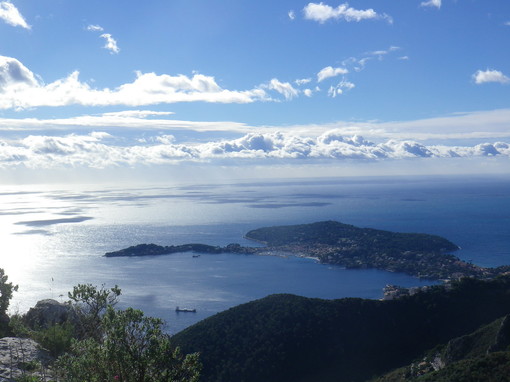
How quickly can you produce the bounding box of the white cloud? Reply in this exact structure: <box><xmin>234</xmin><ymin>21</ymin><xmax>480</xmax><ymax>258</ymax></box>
<box><xmin>0</xmin><ymin>56</ymin><xmax>38</xmax><ymax>90</ymax></box>
<box><xmin>87</xmin><ymin>25</ymin><xmax>120</xmax><ymax>54</ymax></box>
<box><xmin>421</xmin><ymin>0</ymin><xmax>441</xmax><ymax>9</ymax></box>
<box><xmin>317</xmin><ymin>66</ymin><xmax>348</xmax><ymax>82</ymax></box>
<box><xmin>100</xmin><ymin>33</ymin><xmax>120</xmax><ymax>54</ymax></box>
<box><xmin>0</xmin><ymin>1</ymin><xmax>30</xmax><ymax>29</ymax></box>
<box><xmin>327</xmin><ymin>80</ymin><xmax>355</xmax><ymax>97</ymax></box>
<box><xmin>295</xmin><ymin>78</ymin><xmax>312</xmax><ymax>86</ymax></box>
<box><xmin>303</xmin><ymin>2</ymin><xmax>392</xmax><ymax>24</ymax></box>
<box><xmin>303</xmin><ymin>89</ymin><xmax>313</xmax><ymax>97</ymax></box>
<box><xmin>0</xmin><ymin>112</ymin><xmax>252</xmax><ymax>133</ymax></box>
<box><xmin>370</xmin><ymin>46</ymin><xmax>400</xmax><ymax>58</ymax></box>
<box><xmin>473</xmin><ymin>69</ymin><xmax>510</xmax><ymax>85</ymax></box>
<box><xmin>87</xmin><ymin>24</ymin><xmax>104</xmax><ymax>32</ymax></box>
<box><xmin>100</xmin><ymin>110</ymin><xmax>175</xmax><ymax>118</ymax></box>
<box><xmin>288</xmin><ymin>10</ymin><xmax>296</xmax><ymax>20</ymax></box>
<box><xmin>266</xmin><ymin>78</ymin><xmax>299</xmax><ymax>100</ymax></box>
<box><xmin>0</xmin><ymin>56</ymin><xmax>271</xmax><ymax>109</ymax></box>
<box><xmin>1</xmin><ymin>131</ymin><xmax>509</xmax><ymax>170</ymax></box>
<box><xmin>155</xmin><ymin>135</ymin><xmax>175</xmax><ymax>145</ymax></box>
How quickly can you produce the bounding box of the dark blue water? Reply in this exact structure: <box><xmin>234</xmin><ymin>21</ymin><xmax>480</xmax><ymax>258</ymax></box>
<box><xmin>3</xmin><ymin>174</ymin><xmax>510</xmax><ymax>333</ymax></box>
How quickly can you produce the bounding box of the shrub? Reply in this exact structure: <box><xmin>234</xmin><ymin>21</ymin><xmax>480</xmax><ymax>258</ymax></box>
<box><xmin>55</xmin><ymin>306</ymin><xmax>201</xmax><ymax>382</ymax></box>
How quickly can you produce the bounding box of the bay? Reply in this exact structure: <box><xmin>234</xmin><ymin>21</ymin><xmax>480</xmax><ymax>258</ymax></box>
<box><xmin>1</xmin><ymin>174</ymin><xmax>509</xmax><ymax>333</ymax></box>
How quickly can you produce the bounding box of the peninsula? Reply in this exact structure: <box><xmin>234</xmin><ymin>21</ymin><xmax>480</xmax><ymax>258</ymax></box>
<box><xmin>104</xmin><ymin>221</ymin><xmax>510</xmax><ymax>280</ymax></box>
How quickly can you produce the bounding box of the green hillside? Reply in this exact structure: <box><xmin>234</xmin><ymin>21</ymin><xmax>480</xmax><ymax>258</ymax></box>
<box><xmin>374</xmin><ymin>314</ymin><xmax>510</xmax><ymax>382</ymax></box>
<box><xmin>173</xmin><ymin>276</ymin><xmax>510</xmax><ymax>382</ymax></box>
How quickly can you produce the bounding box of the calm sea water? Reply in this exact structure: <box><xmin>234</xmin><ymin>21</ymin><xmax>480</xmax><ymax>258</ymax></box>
<box><xmin>1</xmin><ymin>175</ymin><xmax>509</xmax><ymax>333</ymax></box>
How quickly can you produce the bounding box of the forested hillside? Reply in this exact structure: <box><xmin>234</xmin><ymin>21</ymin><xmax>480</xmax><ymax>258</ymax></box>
<box><xmin>173</xmin><ymin>276</ymin><xmax>510</xmax><ymax>382</ymax></box>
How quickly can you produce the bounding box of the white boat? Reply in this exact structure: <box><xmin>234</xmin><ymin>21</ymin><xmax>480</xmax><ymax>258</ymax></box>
<box><xmin>175</xmin><ymin>306</ymin><xmax>196</xmax><ymax>313</ymax></box>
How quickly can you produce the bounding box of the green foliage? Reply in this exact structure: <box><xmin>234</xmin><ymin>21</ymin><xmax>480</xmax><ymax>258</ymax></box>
<box><xmin>2</xmin><ymin>277</ymin><xmax>200</xmax><ymax>382</ymax></box>
<box><xmin>15</xmin><ymin>375</ymin><xmax>47</xmax><ymax>382</ymax></box>
<box><xmin>173</xmin><ymin>276</ymin><xmax>510</xmax><ymax>382</ymax></box>
<box><xmin>414</xmin><ymin>351</ymin><xmax>510</xmax><ymax>382</ymax></box>
<box><xmin>0</xmin><ymin>267</ymin><xmax>18</xmax><ymax>336</ymax></box>
<box><xmin>9</xmin><ymin>311</ymin><xmax>74</xmax><ymax>357</ymax></box>
<box><xmin>244</xmin><ymin>221</ymin><xmax>477</xmax><ymax>279</ymax></box>
<box><xmin>67</xmin><ymin>283</ymin><xmax>121</xmax><ymax>340</ymax></box>
<box><xmin>55</xmin><ymin>306</ymin><xmax>201</xmax><ymax>382</ymax></box>
<box><xmin>32</xmin><ymin>322</ymin><xmax>74</xmax><ymax>357</ymax></box>
<box><xmin>9</xmin><ymin>314</ymin><xmax>32</xmax><ymax>338</ymax></box>
<box><xmin>245</xmin><ymin>221</ymin><xmax>459</xmax><ymax>251</ymax></box>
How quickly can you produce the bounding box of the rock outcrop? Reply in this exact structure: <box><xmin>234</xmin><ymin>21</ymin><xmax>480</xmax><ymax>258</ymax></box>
<box><xmin>23</xmin><ymin>299</ymin><xmax>76</xmax><ymax>330</ymax></box>
<box><xmin>0</xmin><ymin>337</ymin><xmax>53</xmax><ymax>381</ymax></box>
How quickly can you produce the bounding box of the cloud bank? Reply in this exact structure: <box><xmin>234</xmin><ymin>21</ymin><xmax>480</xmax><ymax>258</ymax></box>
<box><xmin>0</xmin><ymin>56</ymin><xmax>270</xmax><ymax>109</ymax></box>
<box><xmin>1</xmin><ymin>130</ymin><xmax>508</xmax><ymax>169</ymax></box>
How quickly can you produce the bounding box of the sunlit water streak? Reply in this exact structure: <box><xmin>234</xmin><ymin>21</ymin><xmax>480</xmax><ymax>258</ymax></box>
<box><xmin>1</xmin><ymin>175</ymin><xmax>509</xmax><ymax>333</ymax></box>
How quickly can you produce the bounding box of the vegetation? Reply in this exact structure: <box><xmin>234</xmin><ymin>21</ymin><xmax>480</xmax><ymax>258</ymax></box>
<box><xmin>105</xmin><ymin>243</ymin><xmax>224</xmax><ymax>257</ymax></box>
<box><xmin>0</xmin><ymin>267</ymin><xmax>18</xmax><ymax>337</ymax></box>
<box><xmin>245</xmin><ymin>221</ymin><xmax>475</xmax><ymax>279</ymax></box>
<box><xmin>55</xmin><ymin>306</ymin><xmax>201</xmax><ymax>382</ymax></box>
<box><xmin>411</xmin><ymin>352</ymin><xmax>510</xmax><ymax>382</ymax></box>
<box><xmin>373</xmin><ymin>313</ymin><xmax>510</xmax><ymax>382</ymax></box>
<box><xmin>173</xmin><ymin>276</ymin><xmax>510</xmax><ymax>382</ymax></box>
<box><xmin>5</xmin><ymin>281</ymin><xmax>201</xmax><ymax>382</ymax></box>
<box><xmin>67</xmin><ymin>283</ymin><xmax>121</xmax><ymax>340</ymax></box>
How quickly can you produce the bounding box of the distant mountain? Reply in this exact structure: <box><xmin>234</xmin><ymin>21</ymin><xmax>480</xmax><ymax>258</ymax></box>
<box><xmin>172</xmin><ymin>276</ymin><xmax>510</xmax><ymax>382</ymax></box>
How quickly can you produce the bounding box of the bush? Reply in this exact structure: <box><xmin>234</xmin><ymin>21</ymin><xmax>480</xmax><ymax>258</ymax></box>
<box><xmin>31</xmin><ymin>321</ymin><xmax>74</xmax><ymax>357</ymax></box>
<box><xmin>55</xmin><ymin>306</ymin><xmax>201</xmax><ymax>382</ymax></box>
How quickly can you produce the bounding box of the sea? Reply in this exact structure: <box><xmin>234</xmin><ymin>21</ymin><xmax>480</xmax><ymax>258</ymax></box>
<box><xmin>1</xmin><ymin>174</ymin><xmax>509</xmax><ymax>334</ymax></box>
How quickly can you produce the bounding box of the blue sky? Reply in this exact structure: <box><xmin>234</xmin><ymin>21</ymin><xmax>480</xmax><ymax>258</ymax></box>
<box><xmin>0</xmin><ymin>0</ymin><xmax>509</xmax><ymax>183</ymax></box>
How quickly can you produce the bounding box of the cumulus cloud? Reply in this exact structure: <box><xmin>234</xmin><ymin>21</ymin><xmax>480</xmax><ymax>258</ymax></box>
<box><xmin>317</xmin><ymin>66</ymin><xmax>348</xmax><ymax>82</ymax></box>
<box><xmin>1</xmin><ymin>131</ymin><xmax>509</xmax><ymax>170</ymax></box>
<box><xmin>421</xmin><ymin>0</ymin><xmax>441</xmax><ymax>9</ymax></box>
<box><xmin>100</xmin><ymin>33</ymin><xmax>120</xmax><ymax>54</ymax></box>
<box><xmin>303</xmin><ymin>2</ymin><xmax>392</xmax><ymax>24</ymax></box>
<box><xmin>0</xmin><ymin>56</ymin><xmax>38</xmax><ymax>90</ymax></box>
<box><xmin>473</xmin><ymin>69</ymin><xmax>510</xmax><ymax>85</ymax></box>
<box><xmin>0</xmin><ymin>56</ymin><xmax>271</xmax><ymax>109</ymax></box>
<box><xmin>0</xmin><ymin>1</ymin><xmax>30</xmax><ymax>29</ymax></box>
<box><xmin>288</xmin><ymin>10</ymin><xmax>296</xmax><ymax>20</ymax></box>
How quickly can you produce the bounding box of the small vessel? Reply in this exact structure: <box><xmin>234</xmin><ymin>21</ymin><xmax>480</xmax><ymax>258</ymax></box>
<box><xmin>175</xmin><ymin>306</ymin><xmax>196</xmax><ymax>313</ymax></box>
<box><xmin>192</xmin><ymin>254</ymin><xmax>200</xmax><ymax>258</ymax></box>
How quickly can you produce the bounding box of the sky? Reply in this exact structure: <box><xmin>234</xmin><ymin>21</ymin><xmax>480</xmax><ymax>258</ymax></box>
<box><xmin>0</xmin><ymin>0</ymin><xmax>510</xmax><ymax>184</ymax></box>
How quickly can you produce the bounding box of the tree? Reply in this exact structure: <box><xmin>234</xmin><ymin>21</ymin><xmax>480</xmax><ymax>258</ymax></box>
<box><xmin>0</xmin><ymin>268</ymin><xmax>18</xmax><ymax>336</ymax></box>
<box><xmin>55</xmin><ymin>306</ymin><xmax>201</xmax><ymax>382</ymax></box>
<box><xmin>67</xmin><ymin>283</ymin><xmax>121</xmax><ymax>340</ymax></box>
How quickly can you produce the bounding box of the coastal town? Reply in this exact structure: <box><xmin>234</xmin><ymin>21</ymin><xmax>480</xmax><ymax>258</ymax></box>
<box><xmin>105</xmin><ymin>221</ymin><xmax>510</xmax><ymax>282</ymax></box>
